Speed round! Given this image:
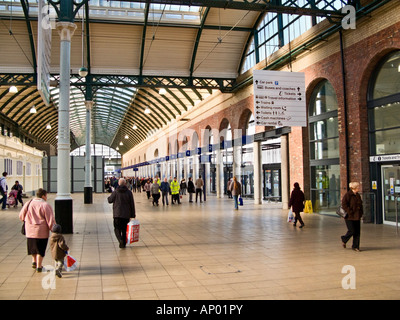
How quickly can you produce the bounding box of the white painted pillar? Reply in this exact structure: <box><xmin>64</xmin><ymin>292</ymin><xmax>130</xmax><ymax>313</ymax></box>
<box><xmin>253</xmin><ymin>140</ymin><xmax>262</xmax><ymax>205</ymax></box>
<box><xmin>55</xmin><ymin>21</ymin><xmax>77</xmax><ymax>233</ymax></box>
<box><xmin>281</xmin><ymin>134</ymin><xmax>289</xmax><ymax>209</ymax></box>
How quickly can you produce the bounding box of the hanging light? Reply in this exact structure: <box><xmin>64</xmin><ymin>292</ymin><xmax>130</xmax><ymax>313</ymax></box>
<box><xmin>132</xmin><ymin>124</ymin><xmax>137</xmax><ymax>130</ymax></box>
<box><xmin>116</xmin><ymin>146</ymin><xmax>119</xmax><ymax>150</ymax></box>
<box><xmin>79</xmin><ymin>67</ymin><xmax>88</xmax><ymax>77</ymax></box>
<box><xmin>79</xmin><ymin>9</ymin><xmax>88</xmax><ymax>78</ymax></box>
<box><xmin>30</xmin><ymin>106</ymin><xmax>37</xmax><ymax>113</ymax></box>
<box><xmin>124</xmin><ymin>134</ymin><xmax>129</xmax><ymax>139</ymax></box>
<box><xmin>144</xmin><ymin>106</ymin><xmax>151</xmax><ymax>114</ymax></box>
<box><xmin>9</xmin><ymin>86</ymin><xmax>18</xmax><ymax>93</ymax></box>
<box><xmin>46</xmin><ymin>123</ymin><xmax>52</xmax><ymax>130</ymax></box>
<box><xmin>159</xmin><ymin>88</ymin><xmax>167</xmax><ymax>95</ymax></box>
<box><xmin>119</xmin><ymin>141</ymin><xmax>123</xmax><ymax>146</ymax></box>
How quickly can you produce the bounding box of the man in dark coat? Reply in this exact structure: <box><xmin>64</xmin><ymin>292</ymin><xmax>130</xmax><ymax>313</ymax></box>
<box><xmin>289</xmin><ymin>182</ymin><xmax>305</xmax><ymax>228</ymax></box>
<box><xmin>108</xmin><ymin>178</ymin><xmax>136</xmax><ymax>248</ymax></box>
<box><xmin>341</xmin><ymin>182</ymin><xmax>363</xmax><ymax>251</ymax></box>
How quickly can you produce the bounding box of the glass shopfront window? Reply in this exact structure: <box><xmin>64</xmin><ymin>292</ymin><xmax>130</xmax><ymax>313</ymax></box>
<box><xmin>309</xmin><ymin>80</ymin><xmax>340</xmax><ymax>214</ymax></box>
<box><xmin>368</xmin><ymin>50</ymin><xmax>400</xmax><ymax>225</ymax></box>
<box><xmin>310</xmin><ymin>165</ymin><xmax>340</xmax><ymax>211</ymax></box>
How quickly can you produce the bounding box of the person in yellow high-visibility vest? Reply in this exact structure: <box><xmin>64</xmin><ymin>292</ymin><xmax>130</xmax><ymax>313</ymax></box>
<box><xmin>170</xmin><ymin>177</ymin><xmax>181</xmax><ymax>204</ymax></box>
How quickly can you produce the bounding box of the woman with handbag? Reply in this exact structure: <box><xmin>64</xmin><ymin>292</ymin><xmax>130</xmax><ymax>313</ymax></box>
<box><xmin>19</xmin><ymin>188</ymin><xmax>56</xmax><ymax>272</ymax></box>
<box><xmin>289</xmin><ymin>182</ymin><xmax>305</xmax><ymax>228</ymax></box>
<box><xmin>228</xmin><ymin>176</ymin><xmax>242</xmax><ymax>210</ymax></box>
<box><xmin>341</xmin><ymin>182</ymin><xmax>363</xmax><ymax>251</ymax></box>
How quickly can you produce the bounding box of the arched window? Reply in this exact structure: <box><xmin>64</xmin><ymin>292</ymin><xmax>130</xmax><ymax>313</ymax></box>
<box><xmin>308</xmin><ymin>80</ymin><xmax>340</xmax><ymax>214</ymax></box>
<box><xmin>246</xmin><ymin>113</ymin><xmax>255</xmax><ymax>136</ymax></box>
<box><xmin>368</xmin><ymin>50</ymin><xmax>400</xmax><ymax>225</ymax></box>
<box><xmin>368</xmin><ymin>51</ymin><xmax>400</xmax><ymax>156</ymax></box>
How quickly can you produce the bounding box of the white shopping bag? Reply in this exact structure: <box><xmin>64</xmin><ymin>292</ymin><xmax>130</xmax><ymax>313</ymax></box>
<box><xmin>126</xmin><ymin>219</ymin><xmax>140</xmax><ymax>245</ymax></box>
<box><xmin>287</xmin><ymin>209</ymin><xmax>294</xmax><ymax>223</ymax></box>
<box><xmin>64</xmin><ymin>254</ymin><xmax>78</xmax><ymax>272</ymax></box>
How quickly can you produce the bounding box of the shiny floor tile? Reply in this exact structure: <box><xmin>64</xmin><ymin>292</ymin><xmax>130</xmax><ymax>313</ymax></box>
<box><xmin>0</xmin><ymin>192</ymin><xmax>399</xmax><ymax>300</ymax></box>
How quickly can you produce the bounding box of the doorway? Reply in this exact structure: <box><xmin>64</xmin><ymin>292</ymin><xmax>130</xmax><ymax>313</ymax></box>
<box><xmin>263</xmin><ymin>165</ymin><xmax>281</xmax><ymax>201</ymax></box>
<box><xmin>381</xmin><ymin>165</ymin><xmax>400</xmax><ymax>225</ymax></box>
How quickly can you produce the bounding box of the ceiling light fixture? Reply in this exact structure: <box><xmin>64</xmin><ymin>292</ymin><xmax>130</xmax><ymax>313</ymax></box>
<box><xmin>159</xmin><ymin>88</ymin><xmax>167</xmax><ymax>95</ymax></box>
<box><xmin>79</xmin><ymin>67</ymin><xmax>88</xmax><ymax>77</ymax></box>
<box><xmin>9</xmin><ymin>86</ymin><xmax>18</xmax><ymax>93</ymax></box>
<box><xmin>125</xmin><ymin>134</ymin><xmax>129</xmax><ymax>139</ymax></box>
<box><xmin>132</xmin><ymin>124</ymin><xmax>137</xmax><ymax>130</ymax></box>
<box><xmin>144</xmin><ymin>107</ymin><xmax>151</xmax><ymax>114</ymax></box>
<box><xmin>30</xmin><ymin>106</ymin><xmax>37</xmax><ymax>113</ymax></box>
<box><xmin>46</xmin><ymin>123</ymin><xmax>51</xmax><ymax>129</ymax></box>
<box><xmin>79</xmin><ymin>8</ymin><xmax>88</xmax><ymax>78</ymax></box>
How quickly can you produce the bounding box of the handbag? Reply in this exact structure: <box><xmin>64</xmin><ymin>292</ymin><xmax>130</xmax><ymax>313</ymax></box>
<box><xmin>336</xmin><ymin>206</ymin><xmax>348</xmax><ymax>218</ymax></box>
<box><xmin>21</xmin><ymin>200</ymin><xmax>33</xmax><ymax>235</ymax></box>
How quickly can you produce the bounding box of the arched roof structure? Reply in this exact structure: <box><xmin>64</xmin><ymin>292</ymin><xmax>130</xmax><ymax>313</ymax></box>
<box><xmin>0</xmin><ymin>0</ymin><xmax>383</xmax><ymax>154</ymax></box>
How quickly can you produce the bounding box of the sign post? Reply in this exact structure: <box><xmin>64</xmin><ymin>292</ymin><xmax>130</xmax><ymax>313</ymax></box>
<box><xmin>253</xmin><ymin>70</ymin><xmax>306</xmax><ymax>127</ymax></box>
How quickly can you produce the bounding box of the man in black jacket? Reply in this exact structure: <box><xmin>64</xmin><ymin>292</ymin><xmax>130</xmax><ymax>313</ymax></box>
<box><xmin>108</xmin><ymin>178</ymin><xmax>136</xmax><ymax>248</ymax></box>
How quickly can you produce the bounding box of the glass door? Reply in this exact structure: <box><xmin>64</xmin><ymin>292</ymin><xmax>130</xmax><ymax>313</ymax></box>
<box><xmin>382</xmin><ymin>165</ymin><xmax>400</xmax><ymax>225</ymax></box>
<box><xmin>263</xmin><ymin>168</ymin><xmax>281</xmax><ymax>201</ymax></box>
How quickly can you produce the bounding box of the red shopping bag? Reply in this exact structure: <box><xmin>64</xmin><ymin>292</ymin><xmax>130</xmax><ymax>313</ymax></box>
<box><xmin>126</xmin><ymin>219</ymin><xmax>140</xmax><ymax>245</ymax></box>
<box><xmin>64</xmin><ymin>254</ymin><xmax>78</xmax><ymax>271</ymax></box>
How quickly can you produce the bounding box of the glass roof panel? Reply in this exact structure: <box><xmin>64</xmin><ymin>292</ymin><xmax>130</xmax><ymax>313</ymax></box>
<box><xmin>0</xmin><ymin>0</ymin><xmax>202</xmax><ymax>25</ymax></box>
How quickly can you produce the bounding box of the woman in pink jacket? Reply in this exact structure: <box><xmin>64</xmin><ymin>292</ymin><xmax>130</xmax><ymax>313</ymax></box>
<box><xmin>19</xmin><ymin>188</ymin><xmax>56</xmax><ymax>272</ymax></box>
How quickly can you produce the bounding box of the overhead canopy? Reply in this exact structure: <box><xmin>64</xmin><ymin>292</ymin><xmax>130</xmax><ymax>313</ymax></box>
<box><xmin>0</xmin><ymin>0</ymin><xmax>362</xmax><ymax>154</ymax></box>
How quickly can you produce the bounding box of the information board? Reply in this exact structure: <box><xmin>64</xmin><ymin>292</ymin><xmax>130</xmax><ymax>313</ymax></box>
<box><xmin>253</xmin><ymin>70</ymin><xmax>306</xmax><ymax>127</ymax></box>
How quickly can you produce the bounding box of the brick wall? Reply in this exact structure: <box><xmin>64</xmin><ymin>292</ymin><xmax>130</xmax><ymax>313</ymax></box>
<box><xmin>124</xmin><ymin>2</ymin><xmax>400</xmax><ymax>206</ymax></box>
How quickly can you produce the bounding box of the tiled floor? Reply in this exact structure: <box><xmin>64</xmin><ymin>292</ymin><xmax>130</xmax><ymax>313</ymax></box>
<box><xmin>0</xmin><ymin>191</ymin><xmax>399</xmax><ymax>300</ymax></box>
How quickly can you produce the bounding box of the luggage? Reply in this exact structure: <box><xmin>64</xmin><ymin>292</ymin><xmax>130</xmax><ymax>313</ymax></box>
<box><xmin>238</xmin><ymin>196</ymin><xmax>243</xmax><ymax>206</ymax></box>
<box><xmin>126</xmin><ymin>219</ymin><xmax>140</xmax><ymax>245</ymax></box>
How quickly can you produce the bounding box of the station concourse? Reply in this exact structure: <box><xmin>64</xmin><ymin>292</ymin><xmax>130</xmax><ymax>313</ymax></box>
<box><xmin>0</xmin><ymin>0</ymin><xmax>400</xmax><ymax>301</ymax></box>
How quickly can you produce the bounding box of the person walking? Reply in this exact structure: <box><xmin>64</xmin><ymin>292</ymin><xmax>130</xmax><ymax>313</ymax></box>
<box><xmin>289</xmin><ymin>182</ymin><xmax>305</xmax><ymax>228</ymax></box>
<box><xmin>227</xmin><ymin>178</ymin><xmax>233</xmax><ymax>198</ymax></box>
<box><xmin>11</xmin><ymin>180</ymin><xmax>24</xmax><ymax>206</ymax></box>
<box><xmin>188</xmin><ymin>177</ymin><xmax>195</xmax><ymax>203</ymax></box>
<box><xmin>19</xmin><ymin>188</ymin><xmax>56</xmax><ymax>272</ymax></box>
<box><xmin>341</xmin><ymin>182</ymin><xmax>363</xmax><ymax>252</ymax></box>
<box><xmin>49</xmin><ymin>224</ymin><xmax>69</xmax><ymax>278</ymax></box>
<box><xmin>170</xmin><ymin>177</ymin><xmax>181</xmax><ymax>204</ymax></box>
<box><xmin>0</xmin><ymin>172</ymin><xmax>8</xmax><ymax>210</ymax></box>
<box><xmin>180</xmin><ymin>178</ymin><xmax>187</xmax><ymax>195</ymax></box>
<box><xmin>151</xmin><ymin>178</ymin><xmax>160</xmax><ymax>206</ymax></box>
<box><xmin>160</xmin><ymin>178</ymin><xmax>170</xmax><ymax>206</ymax></box>
<box><xmin>228</xmin><ymin>176</ymin><xmax>242</xmax><ymax>210</ymax></box>
<box><xmin>195</xmin><ymin>175</ymin><xmax>204</xmax><ymax>203</ymax></box>
<box><xmin>144</xmin><ymin>179</ymin><xmax>151</xmax><ymax>199</ymax></box>
<box><xmin>107</xmin><ymin>178</ymin><xmax>136</xmax><ymax>248</ymax></box>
